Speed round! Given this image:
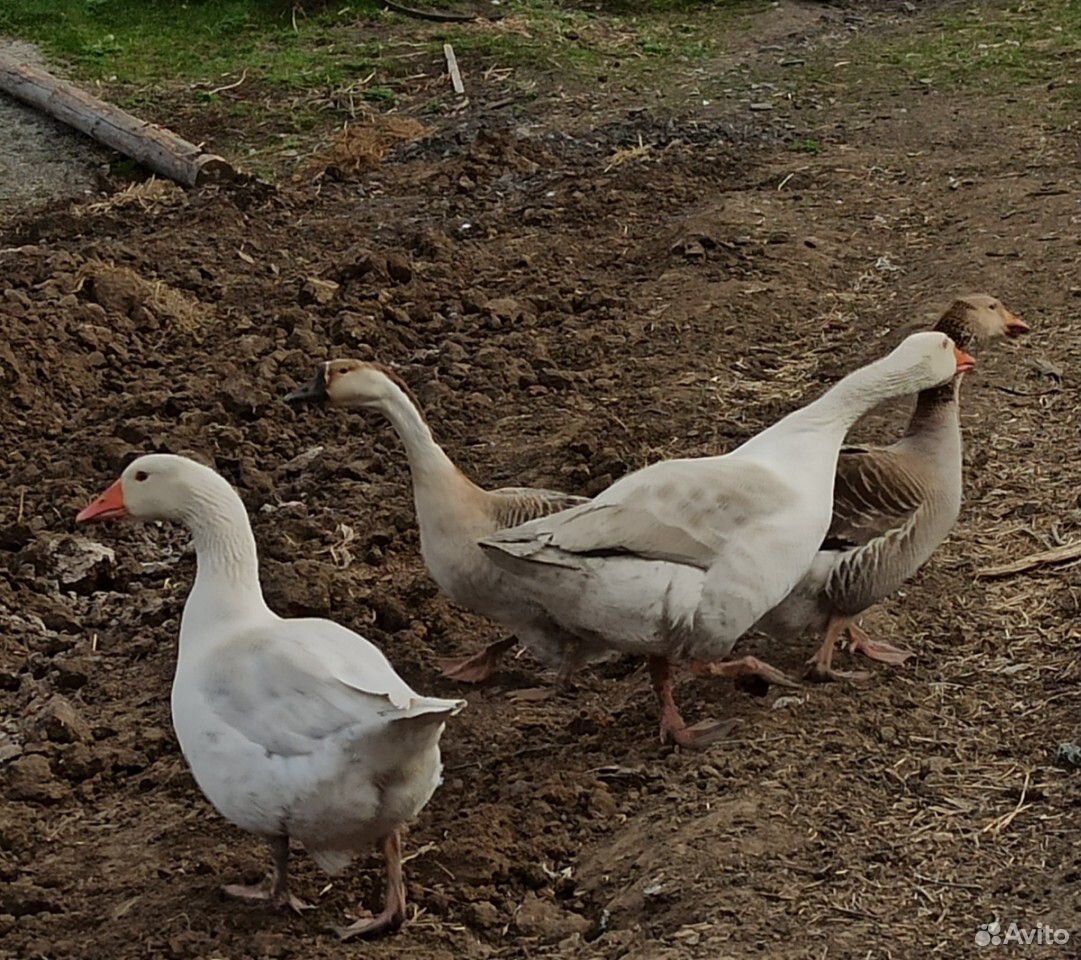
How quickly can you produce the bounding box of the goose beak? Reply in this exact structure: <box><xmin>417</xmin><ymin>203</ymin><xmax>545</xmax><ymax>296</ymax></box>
<box><xmin>76</xmin><ymin>479</ymin><xmax>126</xmax><ymax>523</ymax></box>
<box><xmin>954</xmin><ymin>346</ymin><xmax>977</xmax><ymax>374</ymax></box>
<box><xmin>285</xmin><ymin>367</ymin><xmax>328</xmax><ymax>404</ymax></box>
<box><xmin>1004</xmin><ymin>312</ymin><xmax>1030</xmax><ymax>338</ymax></box>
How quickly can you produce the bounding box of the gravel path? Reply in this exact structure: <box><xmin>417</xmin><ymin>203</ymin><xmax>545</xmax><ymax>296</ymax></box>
<box><xmin>0</xmin><ymin>40</ymin><xmax>106</xmax><ymax>226</ymax></box>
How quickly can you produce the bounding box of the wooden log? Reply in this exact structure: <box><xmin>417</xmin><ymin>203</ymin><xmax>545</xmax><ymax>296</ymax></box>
<box><xmin>0</xmin><ymin>56</ymin><xmax>234</xmax><ymax>188</ymax></box>
<box><xmin>383</xmin><ymin>0</ymin><xmax>484</xmax><ymax>22</ymax></box>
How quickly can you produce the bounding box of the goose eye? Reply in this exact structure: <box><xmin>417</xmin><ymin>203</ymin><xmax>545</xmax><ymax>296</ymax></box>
<box><xmin>135</xmin><ymin>471</ymin><xmax>149</xmax><ymax>482</ymax></box>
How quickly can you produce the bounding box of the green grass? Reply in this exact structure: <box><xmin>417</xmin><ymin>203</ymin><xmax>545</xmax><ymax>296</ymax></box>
<box><xmin>793</xmin><ymin>0</ymin><xmax>1081</xmax><ymax>108</ymax></box>
<box><xmin>0</xmin><ymin>0</ymin><xmax>766</xmax><ymax>176</ymax></box>
<box><xmin>883</xmin><ymin>0</ymin><xmax>1081</xmax><ymax>90</ymax></box>
<box><xmin>0</xmin><ymin>1</ymin><xmax>367</xmax><ymax>85</ymax></box>
<box><xmin>0</xmin><ymin>0</ymin><xmax>762</xmax><ymax>89</ymax></box>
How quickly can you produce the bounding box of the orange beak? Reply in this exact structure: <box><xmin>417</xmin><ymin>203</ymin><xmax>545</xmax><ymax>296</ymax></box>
<box><xmin>1004</xmin><ymin>312</ymin><xmax>1030</xmax><ymax>338</ymax></box>
<box><xmin>76</xmin><ymin>479</ymin><xmax>127</xmax><ymax>523</ymax></box>
<box><xmin>954</xmin><ymin>346</ymin><xmax>976</xmax><ymax>374</ymax></box>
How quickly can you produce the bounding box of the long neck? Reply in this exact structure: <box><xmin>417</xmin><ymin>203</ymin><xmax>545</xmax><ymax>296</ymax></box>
<box><xmin>905</xmin><ymin>375</ymin><xmax>962</xmax><ymax>440</ymax></box>
<box><xmin>377</xmin><ymin>383</ymin><xmax>466</xmax><ymax>489</ymax></box>
<box><xmin>743</xmin><ymin>355</ymin><xmax>927</xmax><ymax>463</ymax></box>
<box><xmin>182</xmin><ymin>476</ymin><xmax>268</xmax><ymax>629</ymax></box>
<box><xmin>806</xmin><ymin>355</ymin><xmax>931</xmax><ymax>432</ymax></box>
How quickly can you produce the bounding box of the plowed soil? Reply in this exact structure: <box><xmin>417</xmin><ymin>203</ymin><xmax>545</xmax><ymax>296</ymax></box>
<box><xmin>2</xmin><ymin>3</ymin><xmax>1079</xmax><ymax>958</ymax></box>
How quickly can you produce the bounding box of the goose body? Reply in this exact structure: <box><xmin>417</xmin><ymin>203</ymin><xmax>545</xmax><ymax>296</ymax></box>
<box><xmin>755</xmin><ymin>295</ymin><xmax>1028</xmax><ymax>679</ymax></box>
<box><xmin>77</xmin><ymin>454</ymin><xmax>464</xmax><ymax>937</ymax></box>
<box><xmin>481</xmin><ymin>332</ymin><xmax>972</xmax><ymax>745</ymax></box>
<box><xmin>172</xmin><ymin>615</ymin><xmax>453</xmax><ymax>866</ymax></box>
<box><xmin>287</xmin><ymin>361</ymin><xmax>592</xmax><ymax>681</ymax></box>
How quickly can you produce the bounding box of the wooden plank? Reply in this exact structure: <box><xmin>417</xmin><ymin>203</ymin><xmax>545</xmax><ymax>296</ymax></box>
<box><xmin>443</xmin><ymin>43</ymin><xmax>465</xmax><ymax>96</ymax></box>
<box><xmin>0</xmin><ymin>56</ymin><xmax>234</xmax><ymax>188</ymax></box>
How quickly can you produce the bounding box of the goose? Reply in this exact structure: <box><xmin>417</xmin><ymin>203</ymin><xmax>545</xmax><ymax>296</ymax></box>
<box><xmin>479</xmin><ymin>332</ymin><xmax>974</xmax><ymax>747</ymax></box>
<box><xmin>755</xmin><ymin>294</ymin><xmax>1028</xmax><ymax>680</ymax></box>
<box><xmin>285</xmin><ymin>360</ymin><xmax>592</xmax><ymax>683</ymax></box>
<box><xmin>76</xmin><ymin>454</ymin><xmax>464</xmax><ymax>939</ymax></box>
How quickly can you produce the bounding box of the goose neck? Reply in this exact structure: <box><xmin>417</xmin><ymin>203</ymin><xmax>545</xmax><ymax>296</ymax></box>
<box><xmin>182</xmin><ymin>481</ymin><xmax>267</xmax><ymax>620</ymax></box>
<box><xmin>906</xmin><ymin>375</ymin><xmax>961</xmax><ymax>435</ymax></box>
<box><xmin>378</xmin><ymin>385</ymin><xmax>457</xmax><ymax>486</ymax></box>
<box><xmin>802</xmin><ymin>356</ymin><xmax>928</xmax><ymax>433</ymax></box>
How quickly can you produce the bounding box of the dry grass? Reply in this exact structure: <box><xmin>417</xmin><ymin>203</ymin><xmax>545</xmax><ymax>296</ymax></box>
<box><xmin>304</xmin><ymin>114</ymin><xmax>429</xmax><ymax>178</ymax></box>
<box><xmin>75</xmin><ymin>259</ymin><xmax>212</xmax><ymax>333</ymax></box>
<box><xmin>75</xmin><ymin>178</ymin><xmax>183</xmax><ymax>217</ymax></box>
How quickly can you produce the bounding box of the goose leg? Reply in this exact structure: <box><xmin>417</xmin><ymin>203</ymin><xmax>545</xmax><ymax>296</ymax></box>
<box><xmin>648</xmin><ymin>656</ymin><xmax>733</xmax><ymax>749</ymax></box>
<box><xmin>337</xmin><ymin>830</ymin><xmax>407</xmax><ymax>941</ymax></box>
<box><xmin>845</xmin><ymin>622</ymin><xmax>915</xmax><ymax>665</ymax></box>
<box><xmin>690</xmin><ymin>655</ymin><xmax>800</xmax><ymax>689</ymax></box>
<box><xmin>805</xmin><ymin>617</ymin><xmax>872</xmax><ymax>682</ymax></box>
<box><xmin>222</xmin><ymin>835</ymin><xmax>314</xmax><ymax>913</ymax></box>
<box><xmin>439</xmin><ymin>636</ymin><xmax>518</xmax><ymax>683</ymax></box>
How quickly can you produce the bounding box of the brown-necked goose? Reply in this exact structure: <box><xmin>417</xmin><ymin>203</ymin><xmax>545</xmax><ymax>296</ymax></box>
<box><xmin>755</xmin><ymin>294</ymin><xmax>1028</xmax><ymax>680</ymax></box>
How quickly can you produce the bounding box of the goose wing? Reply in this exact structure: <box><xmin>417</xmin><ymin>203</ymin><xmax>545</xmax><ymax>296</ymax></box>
<box><xmin>203</xmin><ymin>619</ymin><xmax>464</xmax><ymax>757</ymax></box>
<box><xmin>824</xmin><ymin>445</ymin><xmax>927</xmax><ymax>549</ymax></box>
<box><xmin>488</xmin><ymin>486</ymin><xmax>590</xmax><ymax>531</ymax></box>
<box><xmin>482</xmin><ymin>459</ymin><xmax>795</xmax><ymax>570</ymax></box>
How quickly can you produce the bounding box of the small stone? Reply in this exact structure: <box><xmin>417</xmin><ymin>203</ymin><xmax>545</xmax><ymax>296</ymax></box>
<box><xmin>382</xmin><ymin>305</ymin><xmax>411</xmax><ymax>326</ymax></box>
<box><xmin>590</xmin><ymin>786</ymin><xmax>618</xmax><ymax>818</ymax></box>
<box><xmin>299</xmin><ymin>277</ymin><xmax>339</xmax><ymax>306</ymax></box>
<box><xmin>1055</xmin><ymin>742</ymin><xmax>1081</xmax><ymax>769</ymax></box>
<box><xmin>280</xmin><ymin>446</ymin><xmax>324</xmax><ymax>474</ymax></box>
<box><xmin>385</xmin><ymin>253</ymin><xmax>413</xmax><ymax>284</ymax></box>
<box><xmin>681</xmin><ymin>239</ymin><xmax>706</xmax><ymax>259</ymax></box>
<box><xmin>39</xmin><ymin>695</ymin><xmax>92</xmax><ymax>744</ymax></box>
<box><xmin>42</xmin><ymin>534</ymin><xmax>115</xmax><ymax>592</ymax></box>
<box><xmin>7</xmin><ymin>754</ymin><xmax>70</xmax><ymax>803</ymax></box>
<box><xmin>467</xmin><ymin>900</ymin><xmax>500</xmax><ymax>928</ymax></box>
<box><xmin>411</xmin><ymin>227</ymin><xmax>452</xmax><ymax>259</ymax></box>
<box><xmin>0</xmin><ymin>733</ymin><xmax>22</xmax><ymax>763</ymax></box>
<box><xmin>336</xmin><ymin>247</ymin><xmax>386</xmax><ymax>281</ymax></box>
<box><xmin>925</xmin><ymin>756</ymin><xmax>949</xmax><ymax>776</ymax></box>
<box><xmin>514</xmin><ymin>892</ymin><xmax>591</xmax><ymax>939</ymax></box>
<box><xmin>53</xmin><ymin>657</ymin><xmax>92</xmax><ymax>691</ymax></box>
<box><xmin>461</xmin><ymin>289</ymin><xmax>488</xmax><ymax>315</ymax></box>
<box><xmin>485</xmin><ymin>297</ymin><xmax>526</xmax><ymax>322</ymax></box>
<box><xmin>56</xmin><ymin>742</ymin><xmax>99</xmax><ymax>783</ymax></box>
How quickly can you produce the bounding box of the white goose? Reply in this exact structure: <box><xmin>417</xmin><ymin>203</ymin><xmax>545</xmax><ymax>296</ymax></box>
<box><xmin>77</xmin><ymin>454</ymin><xmax>464</xmax><ymax>939</ymax></box>
<box><xmin>285</xmin><ymin>360</ymin><xmax>592</xmax><ymax>683</ymax></box>
<box><xmin>480</xmin><ymin>332</ymin><xmax>973</xmax><ymax>747</ymax></box>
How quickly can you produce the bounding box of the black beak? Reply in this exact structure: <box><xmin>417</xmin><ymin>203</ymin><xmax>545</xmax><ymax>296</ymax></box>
<box><xmin>285</xmin><ymin>367</ymin><xmax>328</xmax><ymax>404</ymax></box>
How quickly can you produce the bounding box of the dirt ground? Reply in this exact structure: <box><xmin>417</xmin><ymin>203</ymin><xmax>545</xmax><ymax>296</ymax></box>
<box><xmin>2</xmin><ymin>2</ymin><xmax>1079</xmax><ymax>958</ymax></box>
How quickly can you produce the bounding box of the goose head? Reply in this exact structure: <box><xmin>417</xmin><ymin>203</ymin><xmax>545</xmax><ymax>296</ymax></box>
<box><xmin>883</xmin><ymin>331</ymin><xmax>976</xmax><ymax>390</ymax></box>
<box><xmin>937</xmin><ymin>294</ymin><xmax>1029</xmax><ymax>348</ymax></box>
<box><xmin>76</xmin><ymin>454</ymin><xmax>213</xmax><ymax>524</ymax></box>
<box><xmin>285</xmin><ymin>360</ymin><xmax>421</xmax><ymax>413</ymax></box>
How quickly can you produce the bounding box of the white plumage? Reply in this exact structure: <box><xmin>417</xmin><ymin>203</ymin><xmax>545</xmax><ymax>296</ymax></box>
<box><xmin>77</xmin><ymin>453</ymin><xmax>463</xmax><ymax>938</ymax></box>
<box><xmin>481</xmin><ymin>332</ymin><xmax>970</xmax><ymax>747</ymax></box>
